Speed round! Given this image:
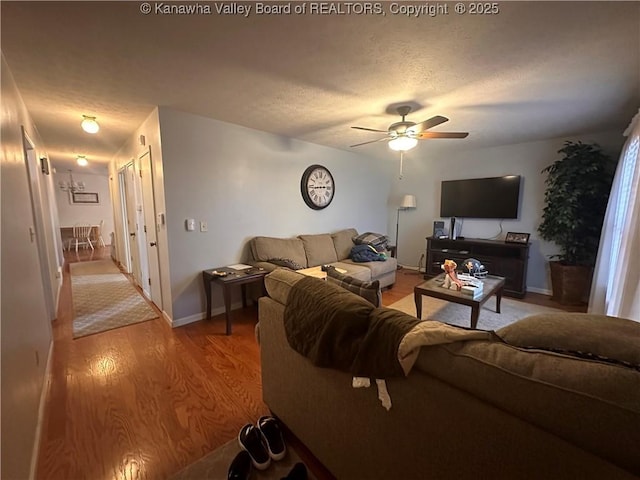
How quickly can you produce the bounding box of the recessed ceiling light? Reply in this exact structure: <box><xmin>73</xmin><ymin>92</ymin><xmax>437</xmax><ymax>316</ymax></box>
<box><xmin>81</xmin><ymin>115</ymin><xmax>100</xmax><ymax>134</ymax></box>
<box><xmin>76</xmin><ymin>155</ymin><xmax>88</xmax><ymax>166</ymax></box>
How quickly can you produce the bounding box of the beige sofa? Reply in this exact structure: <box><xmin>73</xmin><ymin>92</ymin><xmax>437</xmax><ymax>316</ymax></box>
<box><xmin>248</xmin><ymin>228</ymin><xmax>397</xmax><ymax>288</ymax></box>
<box><xmin>258</xmin><ymin>269</ymin><xmax>640</xmax><ymax>480</ymax></box>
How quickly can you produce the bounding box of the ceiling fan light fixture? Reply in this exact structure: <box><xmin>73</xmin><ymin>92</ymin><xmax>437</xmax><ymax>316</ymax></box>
<box><xmin>388</xmin><ymin>136</ymin><xmax>418</xmax><ymax>151</ymax></box>
<box><xmin>76</xmin><ymin>155</ymin><xmax>88</xmax><ymax>166</ymax></box>
<box><xmin>81</xmin><ymin>115</ymin><xmax>100</xmax><ymax>134</ymax></box>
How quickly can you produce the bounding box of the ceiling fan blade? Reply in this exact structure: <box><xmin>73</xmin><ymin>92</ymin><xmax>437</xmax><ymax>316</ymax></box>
<box><xmin>350</xmin><ymin>137</ymin><xmax>391</xmax><ymax>147</ymax></box>
<box><xmin>408</xmin><ymin>115</ymin><xmax>449</xmax><ymax>134</ymax></box>
<box><xmin>417</xmin><ymin>131</ymin><xmax>469</xmax><ymax>139</ymax></box>
<box><xmin>351</xmin><ymin>126</ymin><xmax>389</xmax><ymax>133</ymax></box>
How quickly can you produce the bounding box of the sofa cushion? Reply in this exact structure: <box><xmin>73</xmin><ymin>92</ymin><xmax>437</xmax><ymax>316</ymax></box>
<box><xmin>413</xmin><ymin>335</ymin><xmax>640</xmax><ymax>473</ymax></box>
<box><xmin>299</xmin><ymin>234</ymin><xmax>338</xmax><ymax>267</ymax></box>
<box><xmin>498</xmin><ymin>313</ymin><xmax>640</xmax><ymax>368</ymax></box>
<box><xmin>340</xmin><ymin>258</ymin><xmax>397</xmax><ymax>278</ymax></box>
<box><xmin>328</xmin><ymin>261</ymin><xmax>372</xmax><ymax>282</ymax></box>
<box><xmin>326</xmin><ymin>267</ymin><xmax>381</xmax><ymax>307</ymax></box>
<box><xmin>264</xmin><ymin>268</ymin><xmax>305</xmax><ymax>305</ymax></box>
<box><xmin>331</xmin><ymin>228</ymin><xmax>358</xmax><ymax>260</ymax></box>
<box><xmin>252</xmin><ymin>236</ymin><xmax>308</xmax><ymax>268</ymax></box>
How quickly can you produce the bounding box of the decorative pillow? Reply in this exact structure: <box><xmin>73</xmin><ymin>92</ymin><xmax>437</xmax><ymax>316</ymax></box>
<box><xmin>326</xmin><ymin>266</ymin><xmax>381</xmax><ymax>307</ymax></box>
<box><xmin>352</xmin><ymin>232</ymin><xmax>389</xmax><ymax>250</ymax></box>
<box><xmin>268</xmin><ymin>257</ymin><xmax>305</xmax><ymax>270</ymax></box>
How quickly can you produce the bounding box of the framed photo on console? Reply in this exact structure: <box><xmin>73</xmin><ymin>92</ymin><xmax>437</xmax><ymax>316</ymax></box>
<box><xmin>505</xmin><ymin>232</ymin><xmax>530</xmax><ymax>244</ymax></box>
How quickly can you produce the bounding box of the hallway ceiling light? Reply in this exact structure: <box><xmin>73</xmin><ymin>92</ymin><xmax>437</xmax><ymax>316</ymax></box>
<box><xmin>81</xmin><ymin>115</ymin><xmax>100</xmax><ymax>134</ymax></box>
<box><xmin>76</xmin><ymin>155</ymin><xmax>88</xmax><ymax>166</ymax></box>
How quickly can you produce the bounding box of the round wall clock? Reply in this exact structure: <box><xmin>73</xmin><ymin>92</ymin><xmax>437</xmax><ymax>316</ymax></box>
<box><xmin>300</xmin><ymin>164</ymin><xmax>335</xmax><ymax>210</ymax></box>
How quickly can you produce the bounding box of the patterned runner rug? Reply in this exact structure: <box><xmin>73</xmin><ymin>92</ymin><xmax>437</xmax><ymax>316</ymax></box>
<box><xmin>389</xmin><ymin>292</ymin><xmax>561</xmax><ymax>331</ymax></box>
<box><xmin>71</xmin><ymin>259</ymin><xmax>158</xmax><ymax>338</ymax></box>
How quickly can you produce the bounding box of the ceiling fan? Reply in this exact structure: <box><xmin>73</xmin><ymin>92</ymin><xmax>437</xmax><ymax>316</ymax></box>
<box><xmin>350</xmin><ymin>106</ymin><xmax>469</xmax><ymax>151</ymax></box>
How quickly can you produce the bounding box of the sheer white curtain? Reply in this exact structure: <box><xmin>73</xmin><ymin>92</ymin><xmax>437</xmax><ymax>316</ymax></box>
<box><xmin>588</xmin><ymin>110</ymin><xmax>640</xmax><ymax>321</ymax></box>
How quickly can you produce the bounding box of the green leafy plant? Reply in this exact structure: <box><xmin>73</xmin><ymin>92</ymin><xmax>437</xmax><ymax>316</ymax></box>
<box><xmin>538</xmin><ymin>141</ymin><xmax>615</xmax><ymax>266</ymax></box>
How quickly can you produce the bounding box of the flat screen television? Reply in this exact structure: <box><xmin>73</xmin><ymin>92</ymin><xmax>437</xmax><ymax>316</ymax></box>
<box><xmin>440</xmin><ymin>175</ymin><xmax>521</xmax><ymax>219</ymax></box>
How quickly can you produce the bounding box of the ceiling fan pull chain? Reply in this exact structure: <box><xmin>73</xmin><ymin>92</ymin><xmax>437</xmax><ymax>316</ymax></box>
<box><xmin>399</xmin><ymin>151</ymin><xmax>404</xmax><ymax>180</ymax></box>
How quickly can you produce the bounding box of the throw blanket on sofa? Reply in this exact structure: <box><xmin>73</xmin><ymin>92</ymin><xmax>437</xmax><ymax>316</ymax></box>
<box><xmin>283</xmin><ymin>277</ymin><xmax>500</xmax><ymax>378</ymax></box>
<box><xmin>283</xmin><ymin>276</ymin><xmax>502</xmax><ymax>409</ymax></box>
<box><xmin>350</xmin><ymin>244</ymin><xmax>387</xmax><ymax>263</ymax></box>
<box><xmin>284</xmin><ymin>277</ymin><xmax>418</xmax><ymax>378</ymax></box>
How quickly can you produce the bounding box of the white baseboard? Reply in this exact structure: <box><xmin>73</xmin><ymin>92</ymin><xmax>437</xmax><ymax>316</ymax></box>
<box><xmin>29</xmin><ymin>340</ymin><xmax>54</xmax><ymax>480</ymax></box>
<box><xmin>171</xmin><ymin>301</ymin><xmax>244</xmax><ymax>328</ymax></box>
<box><xmin>399</xmin><ymin>264</ymin><xmax>422</xmax><ymax>271</ymax></box>
<box><xmin>527</xmin><ymin>286</ymin><xmax>552</xmax><ymax>296</ymax></box>
<box><xmin>161</xmin><ymin>310</ymin><xmax>173</xmax><ymax>327</ymax></box>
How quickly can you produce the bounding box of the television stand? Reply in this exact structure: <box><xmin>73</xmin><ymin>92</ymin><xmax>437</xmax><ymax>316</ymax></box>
<box><xmin>425</xmin><ymin>237</ymin><xmax>530</xmax><ymax>298</ymax></box>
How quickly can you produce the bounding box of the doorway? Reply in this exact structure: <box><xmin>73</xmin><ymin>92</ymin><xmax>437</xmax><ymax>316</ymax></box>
<box><xmin>117</xmin><ymin>153</ymin><xmax>163</xmax><ymax>311</ymax></box>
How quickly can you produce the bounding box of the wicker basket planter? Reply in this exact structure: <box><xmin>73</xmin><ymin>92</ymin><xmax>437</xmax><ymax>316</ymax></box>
<box><xmin>549</xmin><ymin>261</ymin><xmax>592</xmax><ymax>305</ymax></box>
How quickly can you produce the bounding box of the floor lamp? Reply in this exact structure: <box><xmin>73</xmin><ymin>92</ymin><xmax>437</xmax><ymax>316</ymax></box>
<box><xmin>396</xmin><ymin>194</ymin><xmax>417</xmax><ymax>269</ymax></box>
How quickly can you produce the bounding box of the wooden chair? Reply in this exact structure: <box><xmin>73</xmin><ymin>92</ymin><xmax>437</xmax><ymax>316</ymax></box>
<box><xmin>96</xmin><ymin>220</ymin><xmax>106</xmax><ymax>248</ymax></box>
<box><xmin>69</xmin><ymin>223</ymin><xmax>94</xmax><ymax>253</ymax></box>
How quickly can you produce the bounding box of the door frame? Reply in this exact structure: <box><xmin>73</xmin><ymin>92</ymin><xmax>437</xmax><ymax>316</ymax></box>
<box><xmin>21</xmin><ymin>127</ymin><xmax>56</xmax><ymax>320</ymax></box>
<box><xmin>138</xmin><ymin>148</ymin><xmax>163</xmax><ymax>309</ymax></box>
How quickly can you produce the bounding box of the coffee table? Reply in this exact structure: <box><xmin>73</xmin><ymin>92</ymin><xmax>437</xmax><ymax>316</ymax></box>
<box><xmin>414</xmin><ymin>274</ymin><xmax>505</xmax><ymax>329</ymax></box>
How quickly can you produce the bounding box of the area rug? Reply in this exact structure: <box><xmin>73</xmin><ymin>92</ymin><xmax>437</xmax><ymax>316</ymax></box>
<box><xmin>389</xmin><ymin>293</ymin><xmax>562</xmax><ymax>331</ymax></box>
<box><xmin>170</xmin><ymin>437</ymin><xmax>316</xmax><ymax>480</ymax></box>
<box><xmin>71</xmin><ymin>259</ymin><xmax>158</xmax><ymax>338</ymax></box>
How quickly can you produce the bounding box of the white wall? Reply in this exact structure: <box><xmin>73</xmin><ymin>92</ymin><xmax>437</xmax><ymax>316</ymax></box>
<box><xmin>157</xmin><ymin>107</ymin><xmax>392</xmax><ymax>323</ymax></box>
<box><xmin>389</xmin><ymin>131</ymin><xmax>625</xmax><ymax>293</ymax></box>
<box><xmin>1</xmin><ymin>54</ymin><xmax>56</xmax><ymax>479</ymax></box>
<box><xmin>54</xmin><ymin>170</ymin><xmax>114</xmax><ymax>242</ymax></box>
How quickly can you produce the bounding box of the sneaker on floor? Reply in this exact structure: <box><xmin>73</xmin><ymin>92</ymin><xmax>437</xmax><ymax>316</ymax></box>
<box><xmin>227</xmin><ymin>450</ymin><xmax>251</xmax><ymax>480</ymax></box>
<box><xmin>238</xmin><ymin>424</ymin><xmax>271</xmax><ymax>470</ymax></box>
<box><xmin>257</xmin><ymin>416</ymin><xmax>287</xmax><ymax>461</ymax></box>
<box><xmin>281</xmin><ymin>462</ymin><xmax>308</xmax><ymax>480</ymax></box>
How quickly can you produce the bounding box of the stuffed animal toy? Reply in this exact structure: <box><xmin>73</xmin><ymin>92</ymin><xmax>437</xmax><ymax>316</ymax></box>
<box><xmin>441</xmin><ymin>259</ymin><xmax>463</xmax><ymax>290</ymax></box>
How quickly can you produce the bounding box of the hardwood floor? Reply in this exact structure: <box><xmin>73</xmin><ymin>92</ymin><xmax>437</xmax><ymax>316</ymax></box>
<box><xmin>37</xmin><ymin>255</ymin><xmax>584</xmax><ymax>480</ymax></box>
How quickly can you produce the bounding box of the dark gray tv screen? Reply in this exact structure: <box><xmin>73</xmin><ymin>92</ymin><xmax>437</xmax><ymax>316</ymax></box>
<box><xmin>440</xmin><ymin>175</ymin><xmax>521</xmax><ymax>219</ymax></box>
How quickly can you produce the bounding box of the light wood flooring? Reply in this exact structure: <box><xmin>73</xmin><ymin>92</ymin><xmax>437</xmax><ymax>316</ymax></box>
<box><xmin>36</xmin><ymin>253</ymin><xmax>584</xmax><ymax>480</ymax></box>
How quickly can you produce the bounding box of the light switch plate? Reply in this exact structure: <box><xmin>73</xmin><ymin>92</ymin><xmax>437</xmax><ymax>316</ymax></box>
<box><xmin>186</xmin><ymin>218</ymin><xmax>196</xmax><ymax>231</ymax></box>
<box><xmin>200</xmin><ymin>221</ymin><xmax>208</xmax><ymax>232</ymax></box>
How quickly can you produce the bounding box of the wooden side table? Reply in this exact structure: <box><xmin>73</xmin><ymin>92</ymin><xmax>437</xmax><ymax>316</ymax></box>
<box><xmin>202</xmin><ymin>267</ymin><xmax>267</xmax><ymax>335</ymax></box>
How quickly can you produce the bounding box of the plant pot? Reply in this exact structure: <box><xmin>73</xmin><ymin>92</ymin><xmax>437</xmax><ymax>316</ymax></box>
<box><xmin>549</xmin><ymin>261</ymin><xmax>592</xmax><ymax>305</ymax></box>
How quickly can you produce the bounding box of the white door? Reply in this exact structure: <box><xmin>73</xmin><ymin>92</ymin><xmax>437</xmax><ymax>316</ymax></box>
<box><xmin>138</xmin><ymin>150</ymin><xmax>162</xmax><ymax>307</ymax></box>
<box><xmin>117</xmin><ymin>170</ymin><xmax>132</xmax><ymax>273</ymax></box>
<box><xmin>22</xmin><ymin>128</ymin><xmax>56</xmax><ymax>320</ymax></box>
<box><xmin>123</xmin><ymin>162</ymin><xmax>142</xmax><ymax>287</ymax></box>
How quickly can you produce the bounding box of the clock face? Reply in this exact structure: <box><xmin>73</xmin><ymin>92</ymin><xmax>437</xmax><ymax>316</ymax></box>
<box><xmin>300</xmin><ymin>165</ymin><xmax>335</xmax><ymax>210</ymax></box>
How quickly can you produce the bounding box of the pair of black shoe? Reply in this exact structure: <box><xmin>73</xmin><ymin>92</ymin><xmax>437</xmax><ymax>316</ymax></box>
<box><xmin>229</xmin><ymin>416</ymin><xmax>306</xmax><ymax>479</ymax></box>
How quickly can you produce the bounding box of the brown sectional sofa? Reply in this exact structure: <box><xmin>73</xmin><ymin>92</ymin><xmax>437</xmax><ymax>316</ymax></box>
<box><xmin>248</xmin><ymin>228</ymin><xmax>397</xmax><ymax>288</ymax></box>
<box><xmin>258</xmin><ymin>268</ymin><xmax>640</xmax><ymax>479</ymax></box>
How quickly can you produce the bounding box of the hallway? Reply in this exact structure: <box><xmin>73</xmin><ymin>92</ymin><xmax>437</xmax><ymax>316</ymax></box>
<box><xmin>37</xmin><ymin>248</ymin><xmax>269</xmax><ymax>479</ymax></box>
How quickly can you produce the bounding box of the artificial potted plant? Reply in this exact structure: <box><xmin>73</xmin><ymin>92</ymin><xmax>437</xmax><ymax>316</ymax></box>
<box><xmin>538</xmin><ymin>141</ymin><xmax>615</xmax><ymax>304</ymax></box>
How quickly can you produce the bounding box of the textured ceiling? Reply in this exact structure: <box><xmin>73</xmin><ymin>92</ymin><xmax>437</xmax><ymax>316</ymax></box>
<box><xmin>2</xmin><ymin>1</ymin><xmax>639</xmax><ymax>174</ymax></box>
